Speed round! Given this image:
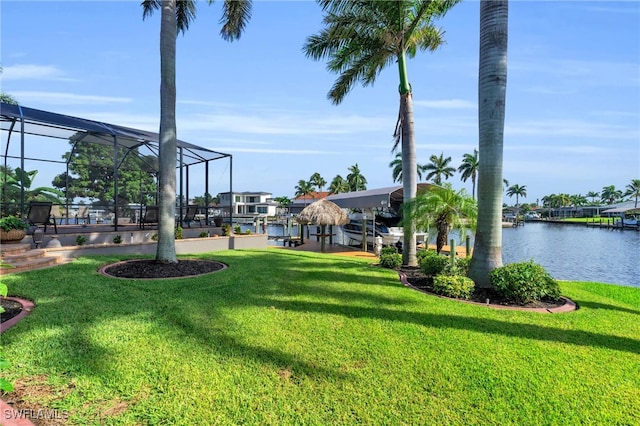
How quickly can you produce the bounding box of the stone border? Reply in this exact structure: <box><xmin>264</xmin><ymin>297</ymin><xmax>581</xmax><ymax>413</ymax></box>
<box><xmin>98</xmin><ymin>259</ymin><xmax>228</xmax><ymax>280</ymax></box>
<box><xmin>1</xmin><ymin>297</ymin><xmax>35</xmax><ymax>333</ymax></box>
<box><xmin>398</xmin><ymin>271</ymin><xmax>577</xmax><ymax>313</ymax></box>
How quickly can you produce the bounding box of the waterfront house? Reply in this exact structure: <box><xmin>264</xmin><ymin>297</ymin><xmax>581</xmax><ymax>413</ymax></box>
<box><xmin>218</xmin><ymin>191</ymin><xmax>278</xmax><ymax>217</ymax></box>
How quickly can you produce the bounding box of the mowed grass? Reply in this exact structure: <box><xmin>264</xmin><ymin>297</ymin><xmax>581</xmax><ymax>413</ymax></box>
<box><xmin>2</xmin><ymin>249</ymin><xmax>639</xmax><ymax>425</ymax></box>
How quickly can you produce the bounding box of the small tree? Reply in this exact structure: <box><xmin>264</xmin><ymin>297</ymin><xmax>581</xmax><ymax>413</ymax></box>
<box><xmin>405</xmin><ymin>183</ymin><xmax>476</xmax><ymax>254</ymax></box>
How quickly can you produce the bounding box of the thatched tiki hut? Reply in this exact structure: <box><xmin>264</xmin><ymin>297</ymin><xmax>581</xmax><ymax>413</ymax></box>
<box><xmin>297</xmin><ymin>199</ymin><xmax>349</xmax><ymax>252</ymax></box>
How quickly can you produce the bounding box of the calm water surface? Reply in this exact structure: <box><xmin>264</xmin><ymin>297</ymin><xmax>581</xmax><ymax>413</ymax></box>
<box><xmin>266</xmin><ymin>221</ymin><xmax>639</xmax><ymax>287</ymax></box>
<box><xmin>501</xmin><ymin>222</ymin><xmax>639</xmax><ymax>287</ymax></box>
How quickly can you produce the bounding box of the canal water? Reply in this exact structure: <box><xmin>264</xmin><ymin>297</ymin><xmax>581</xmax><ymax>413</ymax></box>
<box><xmin>501</xmin><ymin>222</ymin><xmax>639</xmax><ymax>287</ymax></box>
<box><xmin>263</xmin><ymin>221</ymin><xmax>639</xmax><ymax>288</ymax></box>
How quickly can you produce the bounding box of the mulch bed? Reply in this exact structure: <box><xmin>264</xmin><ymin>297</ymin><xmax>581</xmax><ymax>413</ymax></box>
<box><xmin>100</xmin><ymin>259</ymin><xmax>226</xmax><ymax>279</ymax></box>
<box><xmin>399</xmin><ymin>266</ymin><xmax>566</xmax><ymax>309</ymax></box>
<box><xmin>0</xmin><ymin>298</ymin><xmax>23</xmax><ymax>323</ymax></box>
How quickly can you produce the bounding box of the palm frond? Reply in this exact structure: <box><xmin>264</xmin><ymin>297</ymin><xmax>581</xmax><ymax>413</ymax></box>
<box><xmin>141</xmin><ymin>0</ymin><xmax>196</xmax><ymax>34</ymax></box>
<box><xmin>176</xmin><ymin>0</ymin><xmax>197</xmax><ymax>33</ymax></box>
<box><xmin>218</xmin><ymin>0</ymin><xmax>252</xmax><ymax>41</ymax></box>
<box><xmin>413</xmin><ymin>26</ymin><xmax>445</xmax><ymax>51</ymax></box>
<box><xmin>141</xmin><ymin>0</ymin><xmax>161</xmax><ymax>20</ymax></box>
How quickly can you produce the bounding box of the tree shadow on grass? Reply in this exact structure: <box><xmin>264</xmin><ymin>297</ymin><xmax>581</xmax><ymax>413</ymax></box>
<box><xmin>572</xmin><ymin>300</ymin><xmax>640</xmax><ymax>316</ymax></box>
<box><xmin>244</xmin><ymin>297</ymin><xmax>640</xmax><ymax>356</ymax></box>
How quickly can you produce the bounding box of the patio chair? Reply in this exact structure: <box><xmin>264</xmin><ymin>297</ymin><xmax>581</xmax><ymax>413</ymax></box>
<box><xmin>140</xmin><ymin>205</ymin><xmax>159</xmax><ymax>229</ymax></box>
<box><xmin>76</xmin><ymin>206</ymin><xmax>90</xmax><ymax>224</ymax></box>
<box><xmin>182</xmin><ymin>205</ymin><xmax>203</xmax><ymax>228</ymax></box>
<box><xmin>27</xmin><ymin>201</ymin><xmax>57</xmax><ymax>233</ymax></box>
<box><xmin>50</xmin><ymin>205</ymin><xmax>63</xmax><ymax>225</ymax></box>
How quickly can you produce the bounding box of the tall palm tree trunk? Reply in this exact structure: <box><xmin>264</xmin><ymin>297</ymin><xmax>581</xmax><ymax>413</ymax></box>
<box><xmin>156</xmin><ymin>0</ymin><xmax>178</xmax><ymax>263</ymax></box>
<box><xmin>468</xmin><ymin>0</ymin><xmax>508</xmax><ymax>287</ymax></box>
<box><xmin>401</xmin><ymin>91</ymin><xmax>418</xmax><ymax>267</ymax></box>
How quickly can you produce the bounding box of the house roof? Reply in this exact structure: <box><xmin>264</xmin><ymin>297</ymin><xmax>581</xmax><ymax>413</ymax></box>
<box><xmin>325</xmin><ymin>184</ymin><xmax>432</xmax><ymax>210</ymax></box>
<box><xmin>601</xmin><ymin>201</ymin><xmax>638</xmax><ymax>214</ymax></box>
<box><xmin>293</xmin><ymin>191</ymin><xmax>330</xmax><ymax>201</ymax></box>
<box><xmin>601</xmin><ymin>206</ymin><xmax>639</xmax><ymax>214</ymax></box>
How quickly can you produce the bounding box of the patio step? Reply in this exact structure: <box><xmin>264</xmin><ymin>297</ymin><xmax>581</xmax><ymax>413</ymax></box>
<box><xmin>0</xmin><ymin>243</ymin><xmax>62</xmax><ymax>275</ymax></box>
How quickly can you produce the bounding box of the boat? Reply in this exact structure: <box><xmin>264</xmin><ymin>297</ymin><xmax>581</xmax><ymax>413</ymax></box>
<box><xmin>614</xmin><ymin>213</ymin><xmax>639</xmax><ymax>229</ymax></box>
<box><xmin>340</xmin><ymin>215</ymin><xmax>403</xmax><ymax>246</ymax></box>
<box><xmin>524</xmin><ymin>212</ymin><xmax>541</xmax><ymax>221</ymax></box>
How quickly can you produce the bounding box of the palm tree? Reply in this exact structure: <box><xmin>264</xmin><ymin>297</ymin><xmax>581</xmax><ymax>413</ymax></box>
<box><xmin>295</xmin><ymin>180</ymin><xmax>315</xmax><ymax>206</ymax></box>
<box><xmin>570</xmin><ymin>194</ymin><xmax>588</xmax><ymax>207</ymax></box>
<box><xmin>309</xmin><ymin>172</ymin><xmax>327</xmax><ymax>194</ymax></box>
<box><xmin>405</xmin><ymin>183</ymin><xmax>477</xmax><ymax>254</ymax></box>
<box><xmin>0</xmin><ymin>167</ymin><xmax>64</xmax><ymax>215</ymax></box>
<box><xmin>600</xmin><ymin>185</ymin><xmax>622</xmax><ymax>205</ymax></box>
<box><xmin>586</xmin><ymin>191</ymin><xmax>600</xmax><ymax>204</ymax></box>
<box><xmin>541</xmin><ymin>194</ymin><xmax>555</xmax><ymax>218</ymax></box>
<box><xmin>328</xmin><ymin>175</ymin><xmax>350</xmax><ymax>194</ymax></box>
<box><xmin>468</xmin><ymin>0</ymin><xmax>509</xmax><ymax>289</ymax></box>
<box><xmin>424</xmin><ymin>152</ymin><xmax>456</xmax><ymax>185</ymax></box>
<box><xmin>142</xmin><ymin>0</ymin><xmax>252</xmax><ymax>263</ymax></box>
<box><xmin>304</xmin><ymin>0</ymin><xmax>459</xmax><ymax>267</ymax></box>
<box><xmin>389</xmin><ymin>152</ymin><xmax>425</xmax><ymax>183</ymax></box>
<box><xmin>458</xmin><ymin>149</ymin><xmax>479</xmax><ymax>200</ymax></box>
<box><xmin>506</xmin><ymin>184</ymin><xmax>527</xmax><ymax>207</ymax></box>
<box><xmin>346</xmin><ymin>163</ymin><xmax>367</xmax><ymax>192</ymax></box>
<box><xmin>625</xmin><ymin>179</ymin><xmax>640</xmax><ymax>208</ymax></box>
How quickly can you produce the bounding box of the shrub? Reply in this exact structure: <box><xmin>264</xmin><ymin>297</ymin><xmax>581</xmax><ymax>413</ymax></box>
<box><xmin>175</xmin><ymin>226</ymin><xmax>184</xmax><ymax>240</ymax></box>
<box><xmin>380</xmin><ymin>253</ymin><xmax>402</xmax><ymax>269</ymax></box>
<box><xmin>151</xmin><ymin>233</ymin><xmax>158</xmax><ymax>241</ymax></box>
<box><xmin>113</xmin><ymin>235</ymin><xmax>122</xmax><ymax>244</ymax></box>
<box><xmin>0</xmin><ymin>216</ymin><xmax>28</xmax><ymax>231</ymax></box>
<box><xmin>490</xmin><ymin>261</ymin><xmax>561</xmax><ymax>304</ymax></box>
<box><xmin>75</xmin><ymin>235</ymin><xmax>87</xmax><ymax>246</ymax></box>
<box><xmin>380</xmin><ymin>245</ymin><xmax>398</xmax><ymax>256</ymax></box>
<box><xmin>416</xmin><ymin>249</ymin><xmax>430</xmax><ymax>263</ymax></box>
<box><xmin>234</xmin><ymin>225</ymin><xmax>241</xmax><ymax>234</ymax></box>
<box><xmin>222</xmin><ymin>225</ymin><xmax>231</xmax><ymax>236</ymax></box>
<box><xmin>244</xmin><ymin>229</ymin><xmax>251</xmax><ymax>235</ymax></box>
<box><xmin>433</xmin><ymin>275</ymin><xmax>475</xmax><ymax>299</ymax></box>
<box><xmin>198</xmin><ymin>231</ymin><xmax>208</xmax><ymax>238</ymax></box>
<box><xmin>442</xmin><ymin>256</ymin><xmax>471</xmax><ymax>276</ymax></box>
<box><xmin>419</xmin><ymin>250</ymin><xmax>449</xmax><ymax>276</ymax></box>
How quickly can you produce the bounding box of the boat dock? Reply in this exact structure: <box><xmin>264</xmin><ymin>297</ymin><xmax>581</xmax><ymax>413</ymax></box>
<box><xmin>585</xmin><ymin>219</ymin><xmax>639</xmax><ymax>230</ymax></box>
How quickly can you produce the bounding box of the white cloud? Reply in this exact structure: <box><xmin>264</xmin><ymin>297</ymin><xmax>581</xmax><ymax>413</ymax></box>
<box><xmin>520</xmin><ymin>86</ymin><xmax>575</xmax><ymax>95</ymax></box>
<box><xmin>211</xmin><ymin>147</ymin><xmax>340</xmax><ymax>155</ymax></box>
<box><xmin>179</xmin><ymin>112</ymin><xmax>390</xmax><ymax>136</ymax></box>
<box><xmin>511</xmin><ymin>59</ymin><xmax>640</xmax><ymax>87</ymax></box>
<box><xmin>414</xmin><ymin>99</ymin><xmax>476</xmax><ymax>109</ymax></box>
<box><xmin>583</xmin><ymin>5</ymin><xmax>640</xmax><ymax>15</ymax></box>
<box><xmin>12</xmin><ymin>91</ymin><xmax>132</xmax><ymax>106</ymax></box>
<box><xmin>505</xmin><ymin>119</ymin><xmax>639</xmax><ymax>140</ymax></box>
<box><xmin>2</xmin><ymin>64</ymin><xmax>68</xmax><ymax>80</ymax></box>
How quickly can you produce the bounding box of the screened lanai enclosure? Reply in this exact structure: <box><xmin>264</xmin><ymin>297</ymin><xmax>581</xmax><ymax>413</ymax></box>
<box><xmin>1</xmin><ymin>101</ymin><xmax>233</xmax><ymax>231</ymax></box>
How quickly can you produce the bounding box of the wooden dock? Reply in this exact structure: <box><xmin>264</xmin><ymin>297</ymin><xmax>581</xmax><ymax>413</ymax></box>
<box><xmin>268</xmin><ymin>235</ymin><xmax>303</xmax><ymax>247</ymax></box>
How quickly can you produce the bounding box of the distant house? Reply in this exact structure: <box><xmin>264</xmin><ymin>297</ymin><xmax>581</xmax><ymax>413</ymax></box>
<box><xmin>289</xmin><ymin>191</ymin><xmax>330</xmax><ymax>215</ymax></box>
<box><xmin>218</xmin><ymin>191</ymin><xmax>278</xmax><ymax>217</ymax></box>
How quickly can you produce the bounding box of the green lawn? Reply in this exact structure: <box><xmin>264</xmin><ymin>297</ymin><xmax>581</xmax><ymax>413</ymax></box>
<box><xmin>2</xmin><ymin>249</ymin><xmax>639</xmax><ymax>425</ymax></box>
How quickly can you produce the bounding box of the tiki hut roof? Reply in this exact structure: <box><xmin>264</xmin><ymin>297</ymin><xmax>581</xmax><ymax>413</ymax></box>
<box><xmin>297</xmin><ymin>199</ymin><xmax>349</xmax><ymax>226</ymax></box>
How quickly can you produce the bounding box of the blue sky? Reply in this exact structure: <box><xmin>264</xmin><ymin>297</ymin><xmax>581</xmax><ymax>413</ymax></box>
<box><xmin>1</xmin><ymin>0</ymin><xmax>638</xmax><ymax>205</ymax></box>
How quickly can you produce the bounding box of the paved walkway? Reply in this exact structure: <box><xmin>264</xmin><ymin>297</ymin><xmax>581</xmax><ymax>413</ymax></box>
<box><xmin>272</xmin><ymin>239</ymin><xmax>378</xmax><ymax>259</ymax></box>
<box><xmin>275</xmin><ymin>239</ymin><xmax>471</xmax><ymax>259</ymax></box>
